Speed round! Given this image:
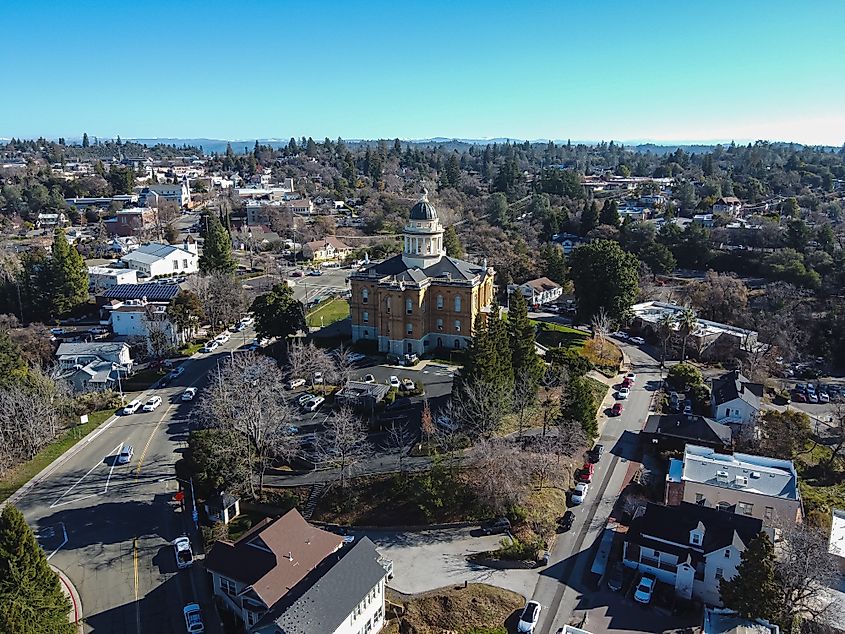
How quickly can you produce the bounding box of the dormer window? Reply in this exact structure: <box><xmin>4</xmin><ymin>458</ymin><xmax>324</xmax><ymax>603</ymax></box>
<box><xmin>691</xmin><ymin>532</ymin><xmax>702</xmax><ymax>546</ymax></box>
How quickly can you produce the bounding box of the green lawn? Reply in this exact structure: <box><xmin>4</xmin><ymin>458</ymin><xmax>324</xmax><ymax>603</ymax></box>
<box><xmin>178</xmin><ymin>341</ymin><xmax>204</xmax><ymax>356</ymax></box>
<box><xmin>585</xmin><ymin>376</ymin><xmax>610</xmax><ymax>410</ymax></box>
<box><xmin>0</xmin><ymin>408</ymin><xmax>115</xmax><ymax>503</ymax></box>
<box><xmin>306</xmin><ymin>299</ymin><xmax>350</xmax><ymax>328</ymax></box>
<box><xmin>122</xmin><ymin>367</ymin><xmax>167</xmax><ymax>392</ymax></box>
<box><xmin>532</xmin><ymin>320</ymin><xmax>589</xmax><ymax>350</ymax></box>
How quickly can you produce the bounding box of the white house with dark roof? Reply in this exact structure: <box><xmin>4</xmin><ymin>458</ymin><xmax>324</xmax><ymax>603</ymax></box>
<box><xmin>623</xmin><ymin>501</ymin><xmax>763</xmax><ymax>605</ymax></box>
<box><xmin>55</xmin><ymin>341</ymin><xmax>132</xmax><ymax>392</ymax></box>
<box><xmin>509</xmin><ymin>276</ymin><xmax>563</xmax><ymax>307</ymax></box>
<box><xmin>120</xmin><ymin>240</ymin><xmax>198</xmax><ymax>278</ymax></box>
<box><xmin>665</xmin><ymin>444</ymin><xmax>802</xmax><ymax>525</ymax></box>
<box><xmin>709</xmin><ymin>369</ymin><xmax>762</xmax><ymax>427</ymax></box>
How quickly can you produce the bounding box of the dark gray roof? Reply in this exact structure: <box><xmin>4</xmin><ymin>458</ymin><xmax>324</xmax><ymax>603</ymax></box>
<box><xmin>628</xmin><ymin>502</ymin><xmax>762</xmax><ymax>555</ymax></box>
<box><xmin>354</xmin><ymin>254</ymin><xmax>487</xmax><ymax>286</ymax></box>
<box><xmin>101</xmin><ymin>283</ymin><xmax>180</xmax><ymax>302</ymax></box>
<box><xmin>643</xmin><ymin>414</ymin><xmax>732</xmax><ymax>447</ymax></box>
<box><xmin>409</xmin><ymin>198</ymin><xmax>438</xmax><ymax>220</ymax></box>
<box><xmin>711</xmin><ymin>370</ymin><xmax>762</xmax><ymax>408</ymax></box>
<box><xmin>258</xmin><ymin>537</ymin><xmax>387</xmax><ymax>634</ymax></box>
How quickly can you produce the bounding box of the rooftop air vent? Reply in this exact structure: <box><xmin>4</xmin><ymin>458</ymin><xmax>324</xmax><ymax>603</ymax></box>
<box><xmin>735</xmin><ymin>476</ymin><xmax>748</xmax><ymax>487</ymax></box>
<box><xmin>750</xmin><ymin>471</ymin><xmax>761</xmax><ymax>479</ymax></box>
<box><xmin>716</xmin><ymin>470</ymin><xmax>730</xmax><ymax>481</ymax></box>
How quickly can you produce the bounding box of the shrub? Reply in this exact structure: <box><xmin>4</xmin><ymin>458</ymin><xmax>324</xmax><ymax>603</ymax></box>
<box><xmin>72</xmin><ymin>390</ymin><xmax>122</xmax><ymax>415</ymax></box>
<box><xmin>495</xmin><ymin>536</ymin><xmax>544</xmax><ymax>561</ymax></box>
<box><xmin>667</xmin><ymin>363</ymin><xmax>703</xmax><ymax>391</ymax></box>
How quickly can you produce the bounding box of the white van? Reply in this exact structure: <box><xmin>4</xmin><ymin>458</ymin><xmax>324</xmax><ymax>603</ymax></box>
<box><xmin>123</xmin><ymin>399</ymin><xmax>142</xmax><ymax>415</ymax></box>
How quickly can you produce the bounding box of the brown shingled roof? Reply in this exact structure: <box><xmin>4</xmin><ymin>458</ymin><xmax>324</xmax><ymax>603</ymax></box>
<box><xmin>204</xmin><ymin>508</ymin><xmax>343</xmax><ymax>608</ymax></box>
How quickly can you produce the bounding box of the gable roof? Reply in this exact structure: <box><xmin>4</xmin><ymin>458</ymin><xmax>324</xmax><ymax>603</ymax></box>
<box><xmin>643</xmin><ymin>414</ymin><xmax>732</xmax><ymax>448</ymax></box>
<box><xmin>711</xmin><ymin>370</ymin><xmax>762</xmax><ymax>409</ymax></box>
<box><xmin>205</xmin><ymin>509</ymin><xmax>343</xmax><ymax>609</ymax></box>
<box><xmin>628</xmin><ymin>502</ymin><xmax>762</xmax><ymax>556</ymax></box>
<box><xmin>56</xmin><ymin>341</ymin><xmax>129</xmax><ymax>357</ymax></box>
<box><xmin>355</xmin><ymin>253</ymin><xmax>487</xmax><ymax>286</ymax></box>
<box><xmin>304</xmin><ymin>236</ymin><xmax>350</xmax><ymax>252</ymax></box>
<box><xmin>257</xmin><ymin>537</ymin><xmax>387</xmax><ymax>634</ymax></box>
<box><xmin>520</xmin><ymin>277</ymin><xmax>561</xmax><ymax>293</ymax></box>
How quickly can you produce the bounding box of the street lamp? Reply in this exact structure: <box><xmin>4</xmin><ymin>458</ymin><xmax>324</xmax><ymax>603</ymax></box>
<box><xmin>112</xmin><ymin>363</ymin><xmax>125</xmax><ymax>405</ymax></box>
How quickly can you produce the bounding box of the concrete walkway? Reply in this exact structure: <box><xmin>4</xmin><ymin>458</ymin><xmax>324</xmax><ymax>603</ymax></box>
<box><xmin>51</xmin><ymin>564</ymin><xmax>83</xmax><ymax>633</ymax></box>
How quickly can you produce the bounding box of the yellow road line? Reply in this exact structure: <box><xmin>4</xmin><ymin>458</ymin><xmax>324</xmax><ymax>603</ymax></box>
<box><xmin>133</xmin><ymin>404</ymin><xmax>174</xmax><ymax>478</ymax></box>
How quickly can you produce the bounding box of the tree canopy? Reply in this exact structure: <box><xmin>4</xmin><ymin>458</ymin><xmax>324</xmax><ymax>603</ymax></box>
<box><xmin>0</xmin><ymin>505</ymin><xmax>74</xmax><ymax>634</ymax></box>
<box><xmin>199</xmin><ymin>214</ymin><xmax>236</xmax><ymax>273</ymax></box>
<box><xmin>720</xmin><ymin>532</ymin><xmax>781</xmax><ymax>623</ymax></box>
<box><xmin>50</xmin><ymin>228</ymin><xmax>88</xmax><ymax>316</ymax></box>
<box><xmin>250</xmin><ymin>283</ymin><xmax>306</xmax><ymax>341</ymax></box>
<box><xmin>569</xmin><ymin>239</ymin><xmax>639</xmax><ymax>323</ymax></box>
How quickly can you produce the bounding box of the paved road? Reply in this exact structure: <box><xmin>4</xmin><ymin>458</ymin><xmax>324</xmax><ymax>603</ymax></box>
<box><xmin>13</xmin><ymin>330</ymin><xmax>256</xmax><ymax>634</ymax></box>
<box><xmin>533</xmin><ymin>344</ymin><xmax>661</xmax><ymax>634</ymax></box>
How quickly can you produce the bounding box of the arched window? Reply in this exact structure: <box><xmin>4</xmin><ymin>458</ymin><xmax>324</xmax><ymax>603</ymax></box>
<box><xmin>454</xmin><ymin>295</ymin><xmax>462</xmax><ymax>312</ymax></box>
<box><xmin>436</xmin><ymin>295</ymin><xmax>444</xmax><ymax>309</ymax></box>
<box><xmin>362</xmin><ymin>288</ymin><xmax>368</xmax><ymax>304</ymax></box>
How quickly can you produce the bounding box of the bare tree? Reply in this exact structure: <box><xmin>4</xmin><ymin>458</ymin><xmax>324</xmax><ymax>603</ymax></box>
<box><xmin>453</xmin><ymin>378</ymin><xmax>512</xmax><ymax>439</ymax></box>
<box><xmin>468</xmin><ymin>438</ymin><xmax>528</xmax><ymax>515</ymax></box>
<box><xmin>315</xmin><ymin>406</ymin><xmax>372</xmax><ymax>488</ymax></box>
<box><xmin>552</xmin><ymin>416</ymin><xmax>588</xmax><ymax>462</ymax></box>
<box><xmin>420</xmin><ymin>399</ymin><xmax>435</xmax><ymax>442</ymax></box>
<box><xmin>525</xmin><ymin>435</ymin><xmax>560</xmax><ymax>490</ymax></box>
<box><xmin>385</xmin><ymin>419</ymin><xmax>413</xmax><ymax>473</ymax></box>
<box><xmin>512</xmin><ymin>368</ymin><xmax>538</xmax><ymax>439</ymax></box>
<box><xmin>775</xmin><ymin>522</ymin><xmax>841</xmax><ymax>627</ymax></box>
<box><xmin>192</xmin><ymin>272</ymin><xmax>246</xmax><ymax>333</ymax></box>
<box><xmin>539</xmin><ymin>365</ymin><xmax>567</xmax><ymax>436</ymax></box>
<box><xmin>591</xmin><ymin>306</ymin><xmax>612</xmax><ymax>362</ymax></box>
<box><xmin>325</xmin><ymin>345</ymin><xmax>355</xmax><ymax>387</ymax></box>
<box><xmin>144</xmin><ymin>305</ymin><xmax>175</xmax><ymax>359</ymax></box>
<box><xmin>194</xmin><ymin>353</ymin><xmax>299</xmax><ymax>497</ymax></box>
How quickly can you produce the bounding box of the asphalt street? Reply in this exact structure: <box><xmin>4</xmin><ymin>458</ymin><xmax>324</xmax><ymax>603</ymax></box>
<box><xmin>532</xmin><ymin>343</ymin><xmax>662</xmax><ymax>634</ymax></box>
<box><xmin>13</xmin><ymin>327</ymin><xmax>257</xmax><ymax>634</ymax></box>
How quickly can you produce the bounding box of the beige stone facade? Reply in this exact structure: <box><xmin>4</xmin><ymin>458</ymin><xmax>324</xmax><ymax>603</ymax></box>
<box><xmin>349</xmin><ymin>196</ymin><xmax>493</xmax><ymax>356</ymax></box>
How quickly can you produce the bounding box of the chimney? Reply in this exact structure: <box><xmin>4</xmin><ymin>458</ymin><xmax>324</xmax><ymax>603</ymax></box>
<box><xmin>286</xmin><ymin>552</ymin><xmax>293</xmax><ymax>561</ymax></box>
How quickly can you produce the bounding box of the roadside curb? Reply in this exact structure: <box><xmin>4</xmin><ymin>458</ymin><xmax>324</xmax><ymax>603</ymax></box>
<box><xmin>51</xmin><ymin>564</ymin><xmax>83</xmax><ymax>632</ymax></box>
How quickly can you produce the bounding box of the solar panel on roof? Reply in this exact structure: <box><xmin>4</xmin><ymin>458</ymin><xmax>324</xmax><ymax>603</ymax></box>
<box><xmin>102</xmin><ymin>283</ymin><xmax>180</xmax><ymax>301</ymax></box>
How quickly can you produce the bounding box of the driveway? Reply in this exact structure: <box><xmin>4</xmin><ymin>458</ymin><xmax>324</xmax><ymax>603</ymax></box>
<box><xmin>575</xmin><ymin>588</ymin><xmax>699</xmax><ymax>634</ymax></box>
<box><xmin>362</xmin><ymin>527</ymin><xmax>538</xmax><ymax>599</ymax></box>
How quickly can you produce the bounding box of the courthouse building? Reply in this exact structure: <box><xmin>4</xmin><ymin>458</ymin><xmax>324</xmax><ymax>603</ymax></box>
<box><xmin>349</xmin><ymin>195</ymin><xmax>494</xmax><ymax>356</ymax></box>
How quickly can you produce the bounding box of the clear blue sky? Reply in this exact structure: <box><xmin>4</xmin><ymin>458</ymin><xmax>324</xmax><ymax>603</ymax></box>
<box><xmin>3</xmin><ymin>0</ymin><xmax>844</xmax><ymax>145</ymax></box>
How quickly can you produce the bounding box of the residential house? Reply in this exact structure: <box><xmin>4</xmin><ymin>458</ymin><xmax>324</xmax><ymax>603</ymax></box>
<box><xmin>205</xmin><ymin>509</ymin><xmax>389</xmax><ymax>634</ymax></box>
<box><xmin>710</xmin><ymin>370</ymin><xmax>762</xmax><ymax>427</ymax></box>
<box><xmin>107</xmin><ymin>207</ymin><xmax>156</xmax><ymax>237</ymax></box>
<box><xmin>303</xmin><ymin>237</ymin><xmax>352</xmax><ymax>262</ymax></box>
<box><xmin>712</xmin><ymin>197</ymin><xmax>743</xmax><ymax>217</ymax></box>
<box><xmin>107</xmin><ymin>299</ymin><xmax>185</xmax><ymax>352</ymax></box>
<box><xmin>349</xmin><ymin>196</ymin><xmax>494</xmax><ymax>356</ymax></box>
<box><xmin>138</xmin><ymin>181</ymin><xmax>191</xmax><ymax>208</ymax></box>
<box><xmin>509</xmin><ymin>277</ymin><xmax>563</xmax><ymax>308</ymax></box>
<box><xmin>665</xmin><ymin>444</ymin><xmax>803</xmax><ymax>525</ymax></box>
<box><xmin>286</xmin><ymin>198</ymin><xmax>313</xmax><ymax>215</ymax></box>
<box><xmin>693</xmin><ymin>213</ymin><xmax>715</xmax><ymax>228</ymax></box>
<box><xmin>630</xmin><ymin>301</ymin><xmax>758</xmax><ymax>362</ymax></box>
<box><xmin>623</xmin><ymin>501</ymin><xmax>763</xmax><ymax>605</ymax></box>
<box><xmin>36</xmin><ymin>212</ymin><xmax>68</xmax><ymax>228</ymax></box>
<box><xmin>551</xmin><ymin>232</ymin><xmax>585</xmax><ymax>255</ymax></box>
<box><xmin>120</xmin><ymin>240</ymin><xmax>198</xmax><ymax>278</ymax></box>
<box><xmin>109</xmin><ymin>236</ymin><xmax>140</xmax><ymax>255</ymax></box>
<box><xmin>703</xmin><ymin>608</ymin><xmax>779</xmax><ymax>634</ymax></box>
<box><xmin>642</xmin><ymin>414</ymin><xmax>732</xmax><ymax>453</ymax></box>
<box><xmin>88</xmin><ymin>266</ymin><xmax>138</xmax><ymax>291</ymax></box>
<box><xmin>55</xmin><ymin>341</ymin><xmax>132</xmax><ymax>392</ymax></box>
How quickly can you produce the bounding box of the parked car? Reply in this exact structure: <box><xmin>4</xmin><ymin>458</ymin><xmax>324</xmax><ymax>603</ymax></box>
<box><xmin>235</xmin><ymin>322</ymin><xmax>247</xmax><ymax>332</ymax></box>
<box><xmin>117</xmin><ymin>444</ymin><xmax>134</xmax><ymax>465</ymax></box>
<box><xmin>625</xmin><ymin>372</ymin><xmax>637</xmax><ymax>383</ymax></box>
<box><xmin>214</xmin><ymin>332</ymin><xmax>230</xmax><ymax>344</ymax></box>
<box><xmin>200</xmin><ymin>341</ymin><xmax>219</xmax><ymax>353</ymax></box>
<box><xmin>683</xmin><ymin>400</ymin><xmax>693</xmax><ymax>415</ymax></box>
<box><xmin>435</xmin><ymin>415</ymin><xmax>459</xmax><ymax>432</ymax></box>
<box><xmin>629</xmin><ymin>336</ymin><xmax>645</xmax><ymax>345</ymax></box>
<box><xmin>808</xmin><ymin>392</ymin><xmax>819</xmax><ymax>404</ymax></box>
<box><xmin>610</xmin><ymin>402</ymin><xmax>623</xmax><ymax>416</ymax></box>
<box><xmin>517</xmin><ymin>600</ymin><xmax>541</xmax><ymax>633</ymax></box>
<box><xmin>481</xmin><ymin>517</ymin><xmax>511</xmax><ymax>535</ymax></box>
<box><xmin>576</xmin><ymin>462</ymin><xmax>595</xmax><ymax>483</ymax></box>
<box><xmin>361</xmin><ymin>374</ymin><xmax>375</xmax><ymax>384</ymax></box>
<box><xmin>240</xmin><ymin>316</ymin><xmax>254</xmax><ymax>326</ymax></box>
<box><xmin>401</xmin><ymin>377</ymin><xmax>415</xmax><ymax>391</ymax></box>
<box><xmin>621</xmin><ymin>377</ymin><xmax>632</xmax><ymax>389</ymax></box>
<box><xmin>313</xmin><ymin>371</ymin><xmax>324</xmax><ymax>385</ymax></box>
<box><xmin>181</xmin><ymin>387</ymin><xmax>198</xmax><ymax>402</ymax></box>
<box><xmin>793</xmin><ymin>391</ymin><xmax>808</xmax><ymax>402</ymax></box>
<box><xmin>173</xmin><ymin>536</ymin><xmax>194</xmax><ymax>569</ymax></box>
<box><xmin>307</xmin><ymin>268</ymin><xmax>323</xmax><ymax>276</ymax></box>
<box><xmin>558</xmin><ymin>511</ymin><xmax>575</xmax><ymax>532</ymax></box>
<box><xmin>347</xmin><ymin>352</ymin><xmax>366</xmax><ymax>363</ymax></box>
<box><xmin>303</xmin><ymin>396</ymin><xmax>325</xmax><ymax>412</ymax></box>
<box><xmin>297</xmin><ymin>393</ymin><xmax>316</xmax><ymax>406</ymax></box>
<box><xmin>290</xmin><ymin>270</ymin><xmax>304</xmax><ymax>278</ymax></box>
<box><xmin>389</xmin><ymin>375</ymin><xmax>401</xmax><ymax>388</ymax></box>
<box><xmin>819</xmin><ymin>390</ymin><xmax>830</xmax><ymax>403</ymax></box>
<box><xmin>571</xmin><ymin>482</ymin><xmax>589</xmax><ymax>505</ymax></box>
<box><xmin>617</xmin><ymin>387</ymin><xmax>630</xmax><ymax>399</ymax></box>
<box><xmin>588</xmin><ymin>444</ymin><xmax>604</xmax><ymax>463</ymax></box>
<box><xmin>123</xmin><ymin>399</ymin><xmax>142</xmax><ymax>415</ymax></box>
<box><xmin>169</xmin><ymin>366</ymin><xmax>185</xmax><ymax>379</ymax></box>
<box><xmin>183</xmin><ymin>603</ymin><xmax>204</xmax><ymax>633</ymax></box>
<box><xmin>634</xmin><ymin>574</ymin><xmax>656</xmax><ymax>604</ymax></box>
<box><xmin>142</xmin><ymin>396</ymin><xmax>162</xmax><ymax>412</ymax></box>
<box><xmin>606</xmin><ymin>562</ymin><xmax>625</xmax><ymax>592</ymax></box>
<box><xmin>286</xmin><ymin>378</ymin><xmax>306</xmax><ymax>390</ymax></box>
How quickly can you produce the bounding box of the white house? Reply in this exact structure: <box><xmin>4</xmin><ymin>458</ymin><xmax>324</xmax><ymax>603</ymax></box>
<box><xmin>120</xmin><ymin>240</ymin><xmax>198</xmax><ymax>278</ymax></box>
<box><xmin>205</xmin><ymin>509</ymin><xmax>390</xmax><ymax>634</ymax></box>
<box><xmin>623</xmin><ymin>502</ymin><xmax>763</xmax><ymax>606</ymax></box>
<box><xmin>36</xmin><ymin>212</ymin><xmax>68</xmax><ymax>228</ymax></box>
<box><xmin>138</xmin><ymin>181</ymin><xmax>191</xmax><ymax>208</ymax></box>
<box><xmin>88</xmin><ymin>266</ymin><xmax>138</xmax><ymax>291</ymax></box>
<box><xmin>710</xmin><ymin>370</ymin><xmax>762</xmax><ymax>427</ymax></box>
<box><xmin>509</xmin><ymin>277</ymin><xmax>563</xmax><ymax>307</ymax></box>
<box><xmin>303</xmin><ymin>237</ymin><xmax>352</xmax><ymax>262</ymax></box>
<box><xmin>712</xmin><ymin>196</ymin><xmax>743</xmax><ymax>217</ymax></box>
<box><xmin>107</xmin><ymin>300</ymin><xmax>184</xmax><ymax>352</ymax></box>
<box><xmin>55</xmin><ymin>341</ymin><xmax>132</xmax><ymax>392</ymax></box>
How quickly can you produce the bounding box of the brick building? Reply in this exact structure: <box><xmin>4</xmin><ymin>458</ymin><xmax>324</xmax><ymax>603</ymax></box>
<box><xmin>349</xmin><ymin>195</ymin><xmax>494</xmax><ymax>356</ymax></box>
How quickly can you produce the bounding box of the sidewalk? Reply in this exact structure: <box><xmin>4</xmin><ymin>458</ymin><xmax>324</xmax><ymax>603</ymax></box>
<box><xmin>51</xmin><ymin>564</ymin><xmax>83</xmax><ymax>633</ymax></box>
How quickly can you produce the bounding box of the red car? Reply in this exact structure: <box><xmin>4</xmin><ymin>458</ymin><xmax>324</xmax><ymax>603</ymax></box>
<box><xmin>611</xmin><ymin>402</ymin><xmax>624</xmax><ymax>416</ymax></box>
<box><xmin>621</xmin><ymin>377</ymin><xmax>633</xmax><ymax>389</ymax></box>
<box><xmin>793</xmin><ymin>391</ymin><xmax>807</xmax><ymax>402</ymax></box>
<box><xmin>577</xmin><ymin>462</ymin><xmax>594</xmax><ymax>483</ymax></box>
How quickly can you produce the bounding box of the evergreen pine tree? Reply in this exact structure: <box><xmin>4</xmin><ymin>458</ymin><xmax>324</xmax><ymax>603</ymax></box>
<box><xmin>719</xmin><ymin>532</ymin><xmax>781</xmax><ymax>623</ymax></box>
<box><xmin>488</xmin><ymin>302</ymin><xmax>513</xmax><ymax>390</ymax></box>
<box><xmin>599</xmin><ymin>199</ymin><xmax>620</xmax><ymax>227</ymax></box>
<box><xmin>508</xmin><ymin>292</ymin><xmax>543</xmax><ymax>396</ymax></box>
<box><xmin>81</xmin><ymin>132</ymin><xmax>89</xmax><ymax>148</ymax></box>
<box><xmin>50</xmin><ymin>228</ymin><xmax>88</xmax><ymax>316</ymax></box>
<box><xmin>561</xmin><ymin>375</ymin><xmax>598</xmax><ymax>439</ymax></box>
<box><xmin>580</xmin><ymin>200</ymin><xmax>599</xmax><ymax>235</ymax></box>
<box><xmin>544</xmin><ymin>244</ymin><xmax>567</xmax><ymax>285</ymax></box>
<box><xmin>199</xmin><ymin>214</ymin><xmax>236</xmax><ymax>273</ymax></box>
<box><xmin>0</xmin><ymin>505</ymin><xmax>74</xmax><ymax>634</ymax></box>
<box><xmin>443</xmin><ymin>225</ymin><xmax>464</xmax><ymax>258</ymax></box>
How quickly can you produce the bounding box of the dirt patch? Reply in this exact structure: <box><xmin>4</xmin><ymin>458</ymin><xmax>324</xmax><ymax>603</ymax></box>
<box><xmin>384</xmin><ymin>583</ymin><xmax>522</xmax><ymax>634</ymax></box>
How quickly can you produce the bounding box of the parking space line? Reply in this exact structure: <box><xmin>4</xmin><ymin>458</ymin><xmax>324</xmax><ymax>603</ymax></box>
<box><xmin>103</xmin><ymin>442</ymin><xmax>122</xmax><ymax>493</ymax></box>
<box><xmin>46</xmin><ymin>522</ymin><xmax>68</xmax><ymax>560</ymax></box>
